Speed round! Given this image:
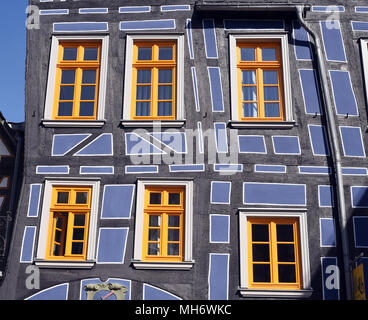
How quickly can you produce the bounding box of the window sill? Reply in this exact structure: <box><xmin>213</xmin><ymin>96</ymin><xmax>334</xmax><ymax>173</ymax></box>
<box><xmin>34</xmin><ymin>259</ymin><xmax>95</xmax><ymax>269</ymax></box>
<box><xmin>238</xmin><ymin>287</ymin><xmax>313</xmax><ymax>299</ymax></box>
<box><xmin>121</xmin><ymin>120</ymin><xmax>186</xmax><ymax>128</ymax></box>
<box><xmin>41</xmin><ymin>119</ymin><xmax>106</xmax><ymax>128</ymax></box>
<box><xmin>229</xmin><ymin>120</ymin><xmax>295</xmax><ymax>129</ymax></box>
<box><xmin>132</xmin><ymin>260</ymin><xmax>195</xmax><ymax>270</ymax></box>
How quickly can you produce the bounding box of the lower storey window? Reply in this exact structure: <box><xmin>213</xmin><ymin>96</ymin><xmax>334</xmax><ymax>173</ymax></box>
<box><xmin>46</xmin><ymin>186</ymin><xmax>91</xmax><ymax>261</ymax></box>
<box><xmin>142</xmin><ymin>186</ymin><xmax>185</xmax><ymax>261</ymax></box>
<box><xmin>247</xmin><ymin>217</ymin><xmax>302</xmax><ymax>289</ymax></box>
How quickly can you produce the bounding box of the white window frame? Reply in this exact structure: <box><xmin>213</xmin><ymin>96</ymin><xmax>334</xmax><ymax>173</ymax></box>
<box><xmin>42</xmin><ymin>35</ymin><xmax>109</xmax><ymax>128</ymax></box>
<box><xmin>132</xmin><ymin>179</ymin><xmax>194</xmax><ymax>270</ymax></box>
<box><xmin>238</xmin><ymin>208</ymin><xmax>313</xmax><ymax>298</ymax></box>
<box><xmin>35</xmin><ymin>179</ymin><xmax>100</xmax><ymax>268</ymax></box>
<box><xmin>228</xmin><ymin>33</ymin><xmax>294</xmax><ymax>129</ymax></box>
<box><xmin>360</xmin><ymin>39</ymin><xmax>368</xmax><ymax>111</ymax></box>
<box><xmin>121</xmin><ymin>34</ymin><xmax>185</xmax><ymax>128</ymax></box>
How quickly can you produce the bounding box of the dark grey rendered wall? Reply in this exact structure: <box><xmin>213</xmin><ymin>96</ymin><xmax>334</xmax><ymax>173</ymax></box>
<box><xmin>2</xmin><ymin>0</ymin><xmax>368</xmax><ymax>301</ymax></box>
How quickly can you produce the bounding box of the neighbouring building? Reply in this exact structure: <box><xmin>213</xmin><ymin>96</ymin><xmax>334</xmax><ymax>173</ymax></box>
<box><xmin>0</xmin><ymin>112</ymin><xmax>23</xmax><ymax>283</ymax></box>
<box><xmin>3</xmin><ymin>0</ymin><xmax>368</xmax><ymax>300</ymax></box>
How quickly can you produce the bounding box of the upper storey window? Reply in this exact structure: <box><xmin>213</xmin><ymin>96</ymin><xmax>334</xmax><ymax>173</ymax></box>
<box><xmin>54</xmin><ymin>42</ymin><xmax>101</xmax><ymax>120</ymax></box>
<box><xmin>132</xmin><ymin>41</ymin><xmax>176</xmax><ymax>120</ymax></box>
<box><xmin>122</xmin><ymin>35</ymin><xmax>185</xmax><ymax>128</ymax></box>
<box><xmin>360</xmin><ymin>39</ymin><xmax>368</xmax><ymax>112</ymax></box>
<box><xmin>43</xmin><ymin>35</ymin><xmax>109</xmax><ymax>127</ymax></box>
<box><xmin>229</xmin><ymin>34</ymin><xmax>294</xmax><ymax>128</ymax></box>
<box><xmin>237</xmin><ymin>42</ymin><xmax>283</xmax><ymax>121</ymax></box>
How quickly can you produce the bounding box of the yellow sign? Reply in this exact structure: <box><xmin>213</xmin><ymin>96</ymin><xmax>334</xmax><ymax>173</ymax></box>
<box><xmin>353</xmin><ymin>264</ymin><xmax>366</xmax><ymax>300</ymax></box>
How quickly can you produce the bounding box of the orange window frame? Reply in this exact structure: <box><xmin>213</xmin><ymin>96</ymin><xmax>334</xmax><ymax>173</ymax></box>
<box><xmin>142</xmin><ymin>186</ymin><xmax>185</xmax><ymax>262</ymax></box>
<box><xmin>45</xmin><ymin>186</ymin><xmax>92</xmax><ymax>261</ymax></box>
<box><xmin>52</xmin><ymin>41</ymin><xmax>101</xmax><ymax>120</ymax></box>
<box><xmin>236</xmin><ymin>42</ymin><xmax>285</xmax><ymax>121</ymax></box>
<box><xmin>247</xmin><ymin>217</ymin><xmax>302</xmax><ymax>290</ymax></box>
<box><xmin>131</xmin><ymin>41</ymin><xmax>177</xmax><ymax>120</ymax></box>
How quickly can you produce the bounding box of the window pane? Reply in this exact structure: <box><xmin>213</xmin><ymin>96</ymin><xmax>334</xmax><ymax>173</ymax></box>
<box><xmin>158</xmin><ymin>102</ymin><xmax>172</xmax><ymax>116</ymax></box>
<box><xmin>240</xmin><ymin>48</ymin><xmax>255</xmax><ymax>61</ymax></box>
<box><xmin>136</xmin><ymin>102</ymin><xmax>150</xmax><ymax>116</ymax></box>
<box><xmin>53</xmin><ymin>244</ymin><xmax>63</xmax><ymax>256</ymax></box>
<box><xmin>81</xmin><ymin>86</ymin><xmax>96</xmax><ymax>100</ymax></box>
<box><xmin>71</xmin><ymin>242</ymin><xmax>84</xmax><ymax>255</ymax></box>
<box><xmin>158</xmin><ymin>69</ymin><xmax>172</xmax><ymax>83</ymax></box>
<box><xmin>149</xmin><ymin>229</ymin><xmax>160</xmax><ymax>241</ymax></box>
<box><xmin>167</xmin><ymin>243</ymin><xmax>179</xmax><ymax>256</ymax></box>
<box><xmin>150</xmin><ymin>192</ymin><xmax>161</xmax><ymax>204</ymax></box>
<box><xmin>277</xmin><ymin>244</ymin><xmax>295</xmax><ymax>262</ymax></box>
<box><xmin>149</xmin><ymin>215</ymin><xmax>161</xmax><ymax>227</ymax></box>
<box><xmin>82</xmin><ymin>70</ymin><xmax>97</xmax><ymax>84</ymax></box>
<box><xmin>54</xmin><ymin>230</ymin><xmax>62</xmax><ymax>243</ymax></box>
<box><xmin>58</xmin><ymin>102</ymin><xmax>73</xmax><ymax>116</ymax></box>
<box><xmin>242</xmin><ymin>70</ymin><xmax>256</xmax><ymax>85</ymax></box>
<box><xmin>53</xmin><ymin>213</ymin><xmax>67</xmax><ymax>256</ymax></box>
<box><xmin>55</xmin><ymin>213</ymin><xmax>67</xmax><ymax>228</ymax></box>
<box><xmin>79</xmin><ymin>102</ymin><xmax>95</xmax><ymax>116</ymax></box>
<box><xmin>84</xmin><ymin>47</ymin><xmax>98</xmax><ymax>61</ymax></box>
<box><xmin>168</xmin><ymin>229</ymin><xmax>180</xmax><ymax>241</ymax></box>
<box><xmin>158</xmin><ymin>85</ymin><xmax>172</xmax><ymax>100</ymax></box>
<box><xmin>74</xmin><ymin>214</ymin><xmax>85</xmax><ymax>226</ymax></box>
<box><xmin>264</xmin><ymin>103</ymin><xmax>280</xmax><ymax>117</ymax></box>
<box><xmin>252</xmin><ymin>224</ymin><xmax>269</xmax><ymax>242</ymax></box>
<box><xmin>262</xmin><ymin>48</ymin><xmax>276</xmax><ymax>61</ymax></box>
<box><xmin>278</xmin><ymin>265</ymin><xmax>296</xmax><ymax>283</ymax></box>
<box><xmin>242</xmin><ymin>86</ymin><xmax>257</xmax><ymax>101</ymax></box>
<box><xmin>168</xmin><ymin>215</ymin><xmax>180</xmax><ymax>227</ymax></box>
<box><xmin>63</xmin><ymin>47</ymin><xmax>77</xmax><ymax>61</ymax></box>
<box><xmin>57</xmin><ymin>192</ymin><xmax>69</xmax><ymax>203</ymax></box>
<box><xmin>159</xmin><ymin>47</ymin><xmax>173</xmax><ymax>60</ymax></box>
<box><xmin>76</xmin><ymin>192</ymin><xmax>88</xmax><ymax>204</ymax></box>
<box><xmin>263</xmin><ymin>71</ymin><xmax>278</xmax><ymax>85</ymax></box>
<box><xmin>138</xmin><ymin>47</ymin><xmax>152</xmax><ymax>60</ymax></box>
<box><xmin>73</xmin><ymin>228</ymin><xmax>85</xmax><ymax>241</ymax></box>
<box><xmin>61</xmin><ymin>70</ymin><xmax>75</xmax><ymax>84</ymax></box>
<box><xmin>168</xmin><ymin>193</ymin><xmax>180</xmax><ymax>205</ymax></box>
<box><xmin>136</xmin><ymin>85</ymin><xmax>151</xmax><ymax>100</ymax></box>
<box><xmin>59</xmin><ymin>86</ymin><xmax>74</xmax><ymax>100</ymax></box>
<box><xmin>263</xmin><ymin>87</ymin><xmax>279</xmax><ymax>101</ymax></box>
<box><xmin>252</xmin><ymin>244</ymin><xmax>270</xmax><ymax>262</ymax></box>
<box><xmin>253</xmin><ymin>264</ymin><xmax>270</xmax><ymax>282</ymax></box>
<box><xmin>277</xmin><ymin>224</ymin><xmax>294</xmax><ymax>242</ymax></box>
<box><xmin>137</xmin><ymin>70</ymin><xmax>151</xmax><ymax>83</ymax></box>
<box><xmin>148</xmin><ymin>243</ymin><xmax>160</xmax><ymax>255</ymax></box>
<box><xmin>243</xmin><ymin>103</ymin><xmax>258</xmax><ymax>117</ymax></box>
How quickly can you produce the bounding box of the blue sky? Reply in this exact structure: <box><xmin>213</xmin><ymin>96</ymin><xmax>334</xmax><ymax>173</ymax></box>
<box><xmin>0</xmin><ymin>1</ymin><xmax>28</xmax><ymax>123</ymax></box>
